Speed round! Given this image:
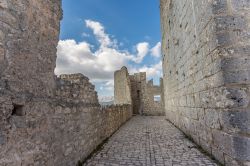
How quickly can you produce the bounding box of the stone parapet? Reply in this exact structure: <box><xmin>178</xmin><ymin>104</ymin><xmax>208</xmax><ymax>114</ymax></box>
<box><xmin>0</xmin><ymin>95</ymin><xmax>132</xmax><ymax>166</ymax></box>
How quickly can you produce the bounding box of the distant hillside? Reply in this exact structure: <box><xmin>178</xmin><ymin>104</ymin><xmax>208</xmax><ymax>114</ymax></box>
<box><xmin>99</xmin><ymin>96</ymin><xmax>114</xmax><ymax>106</ymax></box>
<box><xmin>99</xmin><ymin>101</ymin><xmax>114</xmax><ymax>106</ymax></box>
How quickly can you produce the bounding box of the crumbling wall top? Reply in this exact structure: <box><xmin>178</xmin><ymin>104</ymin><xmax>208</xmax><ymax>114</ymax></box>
<box><xmin>56</xmin><ymin>73</ymin><xmax>98</xmax><ymax>104</ymax></box>
<box><xmin>59</xmin><ymin>73</ymin><xmax>90</xmax><ymax>84</ymax></box>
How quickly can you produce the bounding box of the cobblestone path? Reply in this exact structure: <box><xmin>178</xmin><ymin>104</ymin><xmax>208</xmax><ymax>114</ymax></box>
<box><xmin>84</xmin><ymin>116</ymin><xmax>218</xmax><ymax>166</ymax></box>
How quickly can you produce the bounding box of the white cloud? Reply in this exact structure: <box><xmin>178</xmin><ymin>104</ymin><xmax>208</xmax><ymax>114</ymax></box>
<box><xmin>85</xmin><ymin>19</ymin><xmax>112</xmax><ymax>48</ymax></box>
<box><xmin>97</xmin><ymin>80</ymin><xmax>114</xmax><ymax>93</ymax></box>
<box><xmin>104</xmin><ymin>80</ymin><xmax>114</xmax><ymax>91</ymax></box>
<box><xmin>55</xmin><ymin>40</ymin><xmax>129</xmax><ymax>81</ymax></box>
<box><xmin>55</xmin><ymin>19</ymin><xmax>162</xmax><ymax>96</ymax></box>
<box><xmin>132</xmin><ymin>42</ymin><xmax>149</xmax><ymax>63</ymax></box>
<box><xmin>150</xmin><ymin>42</ymin><xmax>161</xmax><ymax>57</ymax></box>
<box><xmin>131</xmin><ymin>61</ymin><xmax>163</xmax><ymax>79</ymax></box>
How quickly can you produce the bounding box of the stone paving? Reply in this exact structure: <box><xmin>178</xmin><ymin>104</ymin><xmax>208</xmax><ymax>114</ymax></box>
<box><xmin>84</xmin><ymin>116</ymin><xmax>218</xmax><ymax>166</ymax></box>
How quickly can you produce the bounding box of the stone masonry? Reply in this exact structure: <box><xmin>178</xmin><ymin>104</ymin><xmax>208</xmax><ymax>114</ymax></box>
<box><xmin>129</xmin><ymin>72</ymin><xmax>147</xmax><ymax>115</ymax></box>
<box><xmin>0</xmin><ymin>0</ymin><xmax>61</xmax><ymax>96</ymax></box>
<box><xmin>129</xmin><ymin>72</ymin><xmax>165</xmax><ymax>116</ymax></box>
<box><xmin>0</xmin><ymin>1</ymin><xmax>132</xmax><ymax>165</ymax></box>
<box><xmin>160</xmin><ymin>0</ymin><xmax>250</xmax><ymax>165</ymax></box>
<box><xmin>114</xmin><ymin>66</ymin><xmax>132</xmax><ymax>105</ymax></box>
<box><xmin>143</xmin><ymin>78</ymin><xmax>165</xmax><ymax>116</ymax></box>
<box><xmin>115</xmin><ymin>67</ymin><xmax>165</xmax><ymax>116</ymax></box>
<box><xmin>56</xmin><ymin>73</ymin><xmax>99</xmax><ymax>104</ymax></box>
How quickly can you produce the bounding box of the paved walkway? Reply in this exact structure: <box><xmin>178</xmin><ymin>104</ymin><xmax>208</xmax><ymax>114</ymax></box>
<box><xmin>84</xmin><ymin>116</ymin><xmax>218</xmax><ymax>166</ymax></box>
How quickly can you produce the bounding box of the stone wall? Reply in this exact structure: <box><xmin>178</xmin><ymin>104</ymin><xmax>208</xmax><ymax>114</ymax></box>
<box><xmin>0</xmin><ymin>96</ymin><xmax>132</xmax><ymax>166</ymax></box>
<box><xmin>160</xmin><ymin>0</ymin><xmax>250</xmax><ymax>165</ymax></box>
<box><xmin>114</xmin><ymin>67</ymin><xmax>132</xmax><ymax>105</ymax></box>
<box><xmin>143</xmin><ymin>79</ymin><xmax>165</xmax><ymax>116</ymax></box>
<box><xmin>56</xmin><ymin>73</ymin><xmax>98</xmax><ymax>104</ymax></box>
<box><xmin>0</xmin><ymin>73</ymin><xmax>132</xmax><ymax>166</ymax></box>
<box><xmin>130</xmin><ymin>73</ymin><xmax>164</xmax><ymax>116</ymax></box>
<box><xmin>129</xmin><ymin>72</ymin><xmax>147</xmax><ymax>114</ymax></box>
<box><xmin>0</xmin><ymin>0</ymin><xmax>62</xmax><ymax>96</ymax></box>
<box><xmin>0</xmin><ymin>1</ymin><xmax>133</xmax><ymax>165</ymax></box>
<box><xmin>114</xmin><ymin>68</ymin><xmax>165</xmax><ymax>116</ymax></box>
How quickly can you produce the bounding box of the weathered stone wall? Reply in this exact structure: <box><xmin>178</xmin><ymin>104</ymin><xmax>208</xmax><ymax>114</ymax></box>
<box><xmin>114</xmin><ymin>67</ymin><xmax>164</xmax><ymax>115</ymax></box>
<box><xmin>143</xmin><ymin>79</ymin><xmax>165</xmax><ymax>116</ymax></box>
<box><xmin>101</xmin><ymin>105</ymin><xmax>133</xmax><ymax>139</ymax></box>
<box><xmin>0</xmin><ymin>97</ymin><xmax>132</xmax><ymax>166</ymax></box>
<box><xmin>160</xmin><ymin>0</ymin><xmax>250</xmax><ymax>165</ymax></box>
<box><xmin>0</xmin><ymin>72</ymin><xmax>132</xmax><ymax>166</ymax></box>
<box><xmin>56</xmin><ymin>73</ymin><xmax>98</xmax><ymax>104</ymax></box>
<box><xmin>128</xmin><ymin>71</ymin><xmax>164</xmax><ymax>115</ymax></box>
<box><xmin>129</xmin><ymin>72</ymin><xmax>147</xmax><ymax>114</ymax></box>
<box><xmin>0</xmin><ymin>0</ymin><xmax>62</xmax><ymax>96</ymax></box>
<box><xmin>114</xmin><ymin>67</ymin><xmax>132</xmax><ymax>105</ymax></box>
<box><xmin>0</xmin><ymin>1</ymin><xmax>133</xmax><ymax>165</ymax></box>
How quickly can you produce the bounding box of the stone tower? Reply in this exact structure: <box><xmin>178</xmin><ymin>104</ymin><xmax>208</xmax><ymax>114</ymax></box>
<box><xmin>114</xmin><ymin>66</ymin><xmax>132</xmax><ymax>105</ymax></box>
<box><xmin>114</xmin><ymin>67</ymin><xmax>165</xmax><ymax>115</ymax></box>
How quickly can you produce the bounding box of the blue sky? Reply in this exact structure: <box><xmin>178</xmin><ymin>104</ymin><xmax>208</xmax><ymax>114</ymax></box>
<box><xmin>56</xmin><ymin>0</ymin><xmax>162</xmax><ymax>98</ymax></box>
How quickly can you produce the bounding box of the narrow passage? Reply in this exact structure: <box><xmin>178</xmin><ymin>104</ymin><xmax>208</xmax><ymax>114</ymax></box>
<box><xmin>84</xmin><ymin>116</ymin><xmax>218</xmax><ymax>166</ymax></box>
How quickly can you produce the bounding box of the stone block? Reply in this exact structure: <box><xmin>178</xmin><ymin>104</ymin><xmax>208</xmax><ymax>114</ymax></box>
<box><xmin>200</xmin><ymin>138</ymin><xmax>212</xmax><ymax>155</ymax></box>
<box><xmin>232</xmin><ymin>135</ymin><xmax>250</xmax><ymax>161</ymax></box>
<box><xmin>220</xmin><ymin>108</ymin><xmax>250</xmax><ymax>134</ymax></box>
<box><xmin>0</xmin><ymin>30</ymin><xmax>4</xmax><ymax>42</ymax></box>
<box><xmin>214</xmin><ymin>15</ymin><xmax>247</xmax><ymax>32</ymax></box>
<box><xmin>212</xmin><ymin>130</ymin><xmax>233</xmax><ymax>156</ymax></box>
<box><xmin>204</xmin><ymin>109</ymin><xmax>221</xmax><ymax>129</ymax></box>
<box><xmin>0</xmin><ymin>10</ymin><xmax>17</xmax><ymax>28</ymax></box>
<box><xmin>0</xmin><ymin>46</ymin><xmax>4</xmax><ymax>62</ymax></box>
<box><xmin>0</xmin><ymin>0</ymin><xmax>7</xmax><ymax>9</ymax></box>
<box><xmin>231</xmin><ymin>0</ymin><xmax>250</xmax><ymax>10</ymax></box>
<box><xmin>224</xmin><ymin>70</ymin><xmax>250</xmax><ymax>85</ymax></box>
<box><xmin>212</xmin><ymin>0</ymin><xmax>228</xmax><ymax>14</ymax></box>
<box><xmin>216</xmin><ymin>31</ymin><xmax>232</xmax><ymax>46</ymax></box>
<box><xmin>222</xmin><ymin>57</ymin><xmax>250</xmax><ymax>71</ymax></box>
<box><xmin>212</xmin><ymin>145</ymin><xmax>225</xmax><ymax>165</ymax></box>
<box><xmin>11</xmin><ymin>116</ymin><xmax>27</xmax><ymax>128</ymax></box>
<box><xmin>224</xmin><ymin>154</ymin><xmax>243</xmax><ymax>166</ymax></box>
<box><xmin>0</xmin><ymin>131</ymin><xmax>5</xmax><ymax>145</ymax></box>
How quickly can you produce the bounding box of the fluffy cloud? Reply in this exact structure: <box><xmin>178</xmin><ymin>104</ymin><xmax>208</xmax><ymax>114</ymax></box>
<box><xmin>150</xmin><ymin>42</ymin><xmax>161</xmax><ymax>57</ymax></box>
<box><xmin>55</xmin><ymin>40</ymin><xmax>129</xmax><ymax>81</ymax></box>
<box><xmin>132</xmin><ymin>42</ymin><xmax>149</xmax><ymax>63</ymax></box>
<box><xmin>85</xmin><ymin>19</ymin><xmax>112</xmax><ymax>47</ymax></box>
<box><xmin>55</xmin><ymin>19</ymin><xmax>162</xmax><ymax>96</ymax></box>
<box><xmin>130</xmin><ymin>61</ymin><xmax>162</xmax><ymax>79</ymax></box>
<box><xmin>100</xmin><ymin>80</ymin><xmax>114</xmax><ymax>91</ymax></box>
